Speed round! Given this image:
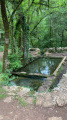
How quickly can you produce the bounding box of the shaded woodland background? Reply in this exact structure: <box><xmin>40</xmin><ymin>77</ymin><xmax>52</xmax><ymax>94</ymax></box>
<box><xmin>0</xmin><ymin>0</ymin><xmax>67</xmax><ymax>72</ymax></box>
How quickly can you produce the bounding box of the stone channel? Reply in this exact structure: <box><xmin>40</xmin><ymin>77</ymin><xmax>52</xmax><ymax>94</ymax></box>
<box><xmin>3</xmin><ymin>71</ymin><xmax>67</xmax><ymax>107</ymax></box>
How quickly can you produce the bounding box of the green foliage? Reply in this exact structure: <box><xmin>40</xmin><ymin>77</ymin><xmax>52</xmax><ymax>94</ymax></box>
<box><xmin>8</xmin><ymin>53</ymin><xmax>22</xmax><ymax>71</ymax></box>
<box><xmin>49</xmin><ymin>78</ymin><xmax>56</xmax><ymax>90</ymax></box>
<box><xmin>14</xmin><ymin>95</ymin><xmax>27</xmax><ymax>107</ymax></box>
<box><xmin>28</xmin><ymin>90</ymin><xmax>35</xmax><ymax>97</ymax></box>
<box><xmin>0</xmin><ymin>46</ymin><xmax>4</xmax><ymax>52</ymax></box>
<box><xmin>0</xmin><ymin>62</ymin><xmax>2</xmax><ymax>73</ymax></box>
<box><xmin>1</xmin><ymin>0</ymin><xmax>67</xmax><ymax>52</ymax></box>
<box><xmin>18</xmin><ymin>97</ymin><xmax>27</xmax><ymax>107</ymax></box>
<box><xmin>0</xmin><ymin>87</ymin><xmax>8</xmax><ymax>100</ymax></box>
<box><xmin>33</xmin><ymin>96</ymin><xmax>36</xmax><ymax>105</ymax></box>
<box><xmin>0</xmin><ymin>70</ymin><xmax>17</xmax><ymax>86</ymax></box>
<box><xmin>1</xmin><ymin>0</ymin><xmax>67</xmax><ymax>80</ymax></box>
<box><xmin>0</xmin><ymin>73</ymin><xmax>11</xmax><ymax>85</ymax></box>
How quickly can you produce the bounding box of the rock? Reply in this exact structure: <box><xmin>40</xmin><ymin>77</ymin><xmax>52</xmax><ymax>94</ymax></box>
<box><xmin>25</xmin><ymin>97</ymin><xmax>33</xmax><ymax>104</ymax></box>
<box><xmin>45</xmin><ymin>51</ymin><xmax>51</xmax><ymax>56</ymax></box>
<box><xmin>8</xmin><ymin>92</ymin><xmax>15</xmax><ymax>96</ymax></box>
<box><xmin>56</xmin><ymin>98</ymin><xmax>67</xmax><ymax>107</ymax></box>
<box><xmin>63</xmin><ymin>73</ymin><xmax>67</xmax><ymax>77</ymax></box>
<box><xmin>4</xmin><ymin>97</ymin><xmax>12</xmax><ymax>103</ymax></box>
<box><xmin>3</xmin><ymin>86</ymin><xmax>18</xmax><ymax>92</ymax></box>
<box><xmin>2</xmin><ymin>69</ymin><xmax>67</xmax><ymax>107</ymax></box>
<box><xmin>0</xmin><ymin>115</ymin><xmax>3</xmax><ymax>120</ymax></box>
<box><xmin>36</xmin><ymin>97</ymin><xmax>44</xmax><ymax>106</ymax></box>
<box><xmin>38</xmin><ymin>86</ymin><xmax>45</xmax><ymax>92</ymax></box>
<box><xmin>43</xmin><ymin>93</ymin><xmax>56</xmax><ymax>107</ymax></box>
<box><xmin>18</xmin><ymin>87</ymin><xmax>30</xmax><ymax>97</ymax></box>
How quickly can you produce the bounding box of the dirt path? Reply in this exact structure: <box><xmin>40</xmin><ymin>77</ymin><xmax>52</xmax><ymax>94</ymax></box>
<box><xmin>0</xmin><ymin>99</ymin><xmax>67</xmax><ymax>120</ymax></box>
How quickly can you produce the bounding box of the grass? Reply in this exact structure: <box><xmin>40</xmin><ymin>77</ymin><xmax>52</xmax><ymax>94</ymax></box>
<box><xmin>33</xmin><ymin>96</ymin><xmax>36</xmax><ymax>105</ymax></box>
<box><xmin>13</xmin><ymin>92</ymin><xmax>27</xmax><ymax>107</ymax></box>
<box><xmin>18</xmin><ymin>97</ymin><xmax>27</xmax><ymax>107</ymax></box>
<box><xmin>28</xmin><ymin>90</ymin><xmax>35</xmax><ymax>97</ymax></box>
<box><xmin>0</xmin><ymin>87</ymin><xmax>8</xmax><ymax>100</ymax></box>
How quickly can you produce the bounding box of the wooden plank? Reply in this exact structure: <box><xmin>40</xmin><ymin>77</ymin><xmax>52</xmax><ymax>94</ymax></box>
<box><xmin>53</xmin><ymin>56</ymin><xmax>67</xmax><ymax>76</ymax></box>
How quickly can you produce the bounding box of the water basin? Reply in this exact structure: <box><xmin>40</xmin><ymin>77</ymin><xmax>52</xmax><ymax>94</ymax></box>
<box><xmin>11</xmin><ymin>57</ymin><xmax>62</xmax><ymax>91</ymax></box>
<box><xmin>10</xmin><ymin>76</ymin><xmax>46</xmax><ymax>91</ymax></box>
<box><xmin>21</xmin><ymin>57</ymin><xmax>62</xmax><ymax>75</ymax></box>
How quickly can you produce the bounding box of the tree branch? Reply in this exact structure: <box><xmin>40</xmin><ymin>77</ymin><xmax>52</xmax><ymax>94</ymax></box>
<box><xmin>33</xmin><ymin>2</ymin><xmax>67</xmax><ymax>8</ymax></box>
<box><xmin>30</xmin><ymin>12</ymin><xmax>53</xmax><ymax>34</ymax></box>
<box><xmin>10</xmin><ymin>0</ymin><xmax>24</xmax><ymax>22</ymax></box>
<box><xmin>24</xmin><ymin>0</ymin><xmax>34</xmax><ymax>13</ymax></box>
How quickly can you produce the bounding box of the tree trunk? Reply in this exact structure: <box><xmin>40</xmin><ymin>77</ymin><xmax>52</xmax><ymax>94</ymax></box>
<box><xmin>10</xmin><ymin>19</ymin><xmax>16</xmax><ymax>53</ymax></box>
<box><xmin>27</xmin><ymin>0</ymin><xmax>30</xmax><ymax>24</ymax></box>
<box><xmin>1</xmin><ymin>0</ymin><xmax>9</xmax><ymax>72</ymax></box>
<box><xmin>48</xmin><ymin>0</ymin><xmax>49</xmax><ymax>8</ymax></box>
<box><xmin>23</xmin><ymin>32</ymin><xmax>27</xmax><ymax>60</ymax></box>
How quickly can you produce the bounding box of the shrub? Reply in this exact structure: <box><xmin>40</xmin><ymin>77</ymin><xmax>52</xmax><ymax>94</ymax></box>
<box><xmin>0</xmin><ymin>72</ymin><xmax>17</xmax><ymax>86</ymax></box>
<box><xmin>8</xmin><ymin>52</ymin><xmax>22</xmax><ymax>71</ymax></box>
<box><xmin>0</xmin><ymin>46</ymin><xmax>4</xmax><ymax>52</ymax></box>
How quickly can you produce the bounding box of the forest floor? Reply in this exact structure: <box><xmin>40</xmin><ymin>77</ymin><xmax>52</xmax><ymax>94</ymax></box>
<box><xmin>0</xmin><ymin>51</ymin><xmax>67</xmax><ymax>120</ymax></box>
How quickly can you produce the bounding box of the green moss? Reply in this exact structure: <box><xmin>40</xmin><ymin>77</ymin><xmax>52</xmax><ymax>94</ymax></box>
<box><xmin>49</xmin><ymin>65</ymin><xmax>63</xmax><ymax>90</ymax></box>
<box><xmin>30</xmin><ymin>80</ymin><xmax>42</xmax><ymax>91</ymax></box>
<box><xmin>49</xmin><ymin>78</ymin><xmax>56</xmax><ymax>90</ymax></box>
<box><xmin>56</xmin><ymin>65</ymin><xmax>63</xmax><ymax>76</ymax></box>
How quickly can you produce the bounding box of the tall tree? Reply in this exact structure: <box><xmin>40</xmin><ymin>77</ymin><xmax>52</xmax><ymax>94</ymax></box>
<box><xmin>1</xmin><ymin>0</ymin><xmax>9</xmax><ymax>72</ymax></box>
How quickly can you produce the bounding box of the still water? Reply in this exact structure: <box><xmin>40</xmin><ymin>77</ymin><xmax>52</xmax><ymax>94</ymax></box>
<box><xmin>21</xmin><ymin>57</ymin><xmax>62</xmax><ymax>75</ymax></box>
<box><xmin>11</xmin><ymin>57</ymin><xmax>62</xmax><ymax>91</ymax></box>
<box><xmin>11</xmin><ymin>76</ymin><xmax>46</xmax><ymax>91</ymax></box>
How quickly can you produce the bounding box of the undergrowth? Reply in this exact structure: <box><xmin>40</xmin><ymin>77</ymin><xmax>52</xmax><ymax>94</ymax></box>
<box><xmin>0</xmin><ymin>61</ymin><xmax>2</xmax><ymax>73</ymax></box>
<box><xmin>0</xmin><ymin>87</ymin><xmax>8</xmax><ymax>100</ymax></box>
<box><xmin>13</xmin><ymin>93</ymin><xmax>27</xmax><ymax>107</ymax></box>
<box><xmin>0</xmin><ymin>46</ymin><xmax>4</xmax><ymax>52</ymax></box>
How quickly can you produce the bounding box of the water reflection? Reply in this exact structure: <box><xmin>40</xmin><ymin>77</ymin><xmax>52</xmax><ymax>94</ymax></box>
<box><xmin>21</xmin><ymin>57</ymin><xmax>62</xmax><ymax>75</ymax></box>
